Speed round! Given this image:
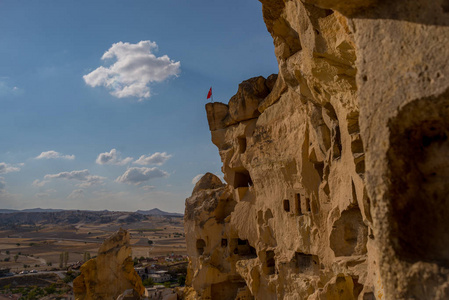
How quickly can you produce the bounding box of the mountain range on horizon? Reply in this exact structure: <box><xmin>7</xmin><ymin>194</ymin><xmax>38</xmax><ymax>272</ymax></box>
<box><xmin>0</xmin><ymin>207</ymin><xmax>183</xmax><ymax>216</ymax></box>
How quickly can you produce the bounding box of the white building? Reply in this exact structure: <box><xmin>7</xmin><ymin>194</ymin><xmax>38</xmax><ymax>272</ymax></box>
<box><xmin>149</xmin><ymin>270</ymin><xmax>171</xmax><ymax>283</ymax></box>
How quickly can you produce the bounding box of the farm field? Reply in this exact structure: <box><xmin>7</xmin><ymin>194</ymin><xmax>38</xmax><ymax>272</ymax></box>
<box><xmin>0</xmin><ymin>211</ymin><xmax>186</xmax><ymax>274</ymax></box>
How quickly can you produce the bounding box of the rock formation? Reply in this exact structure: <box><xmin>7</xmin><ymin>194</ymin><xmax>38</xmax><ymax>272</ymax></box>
<box><xmin>73</xmin><ymin>228</ymin><xmax>146</xmax><ymax>300</ymax></box>
<box><xmin>184</xmin><ymin>0</ymin><xmax>449</xmax><ymax>299</ymax></box>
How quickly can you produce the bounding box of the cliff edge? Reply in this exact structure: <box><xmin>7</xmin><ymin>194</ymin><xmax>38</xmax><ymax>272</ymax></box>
<box><xmin>184</xmin><ymin>0</ymin><xmax>449</xmax><ymax>299</ymax></box>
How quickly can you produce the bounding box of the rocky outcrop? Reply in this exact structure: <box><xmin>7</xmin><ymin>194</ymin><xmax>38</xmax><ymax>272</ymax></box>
<box><xmin>185</xmin><ymin>1</ymin><xmax>449</xmax><ymax>299</ymax></box>
<box><xmin>73</xmin><ymin>229</ymin><xmax>146</xmax><ymax>300</ymax></box>
<box><xmin>184</xmin><ymin>173</ymin><xmax>253</xmax><ymax>300</ymax></box>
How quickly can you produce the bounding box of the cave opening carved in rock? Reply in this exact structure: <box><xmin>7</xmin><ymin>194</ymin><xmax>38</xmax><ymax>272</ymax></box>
<box><xmin>215</xmin><ymin>198</ymin><xmax>236</xmax><ymax>223</ymax></box>
<box><xmin>196</xmin><ymin>239</ymin><xmax>206</xmax><ymax>255</ymax></box>
<box><xmin>330</xmin><ymin>207</ymin><xmax>368</xmax><ymax>257</ymax></box>
<box><xmin>232</xmin><ymin>169</ymin><xmax>253</xmax><ymax>188</ymax></box>
<box><xmin>295</xmin><ymin>252</ymin><xmax>319</xmax><ymax>274</ymax></box>
<box><xmin>237</xmin><ymin>136</ymin><xmax>247</xmax><ymax>153</ymax></box>
<box><xmin>231</xmin><ymin>238</ymin><xmax>257</xmax><ymax>258</ymax></box>
<box><xmin>221</xmin><ymin>238</ymin><xmax>228</xmax><ymax>248</ymax></box>
<box><xmin>264</xmin><ymin>250</ymin><xmax>276</xmax><ymax>275</ymax></box>
<box><xmin>303</xmin><ymin>197</ymin><xmax>311</xmax><ymax>214</ymax></box>
<box><xmin>283</xmin><ymin>199</ymin><xmax>290</xmax><ymax>212</ymax></box>
<box><xmin>388</xmin><ymin>93</ymin><xmax>449</xmax><ymax>266</ymax></box>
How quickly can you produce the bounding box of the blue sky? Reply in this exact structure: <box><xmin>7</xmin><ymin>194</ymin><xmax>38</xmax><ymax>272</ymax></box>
<box><xmin>0</xmin><ymin>0</ymin><xmax>277</xmax><ymax>213</ymax></box>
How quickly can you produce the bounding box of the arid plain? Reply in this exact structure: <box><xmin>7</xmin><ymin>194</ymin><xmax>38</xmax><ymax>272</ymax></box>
<box><xmin>0</xmin><ymin>210</ymin><xmax>186</xmax><ymax>273</ymax></box>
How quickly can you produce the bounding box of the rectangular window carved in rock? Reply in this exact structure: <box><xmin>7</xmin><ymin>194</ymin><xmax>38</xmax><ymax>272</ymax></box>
<box><xmin>265</xmin><ymin>250</ymin><xmax>275</xmax><ymax>275</ymax></box>
<box><xmin>283</xmin><ymin>199</ymin><xmax>290</xmax><ymax>212</ymax></box>
<box><xmin>237</xmin><ymin>136</ymin><xmax>247</xmax><ymax>153</ymax></box>
<box><xmin>300</xmin><ymin>197</ymin><xmax>311</xmax><ymax>214</ymax></box>
<box><xmin>233</xmin><ymin>170</ymin><xmax>253</xmax><ymax>188</ymax></box>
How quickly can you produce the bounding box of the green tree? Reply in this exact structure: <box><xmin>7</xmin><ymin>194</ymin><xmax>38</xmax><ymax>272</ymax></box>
<box><xmin>177</xmin><ymin>275</ymin><xmax>186</xmax><ymax>286</ymax></box>
<box><xmin>83</xmin><ymin>252</ymin><xmax>91</xmax><ymax>262</ymax></box>
<box><xmin>59</xmin><ymin>253</ymin><xmax>63</xmax><ymax>268</ymax></box>
<box><xmin>14</xmin><ymin>254</ymin><xmax>19</xmax><ymax>262</ymax></box>
<box><xmin>6</xmin><ymin>250</ymin><xmax>9</xmax><ymax>255</ymax></box>
<box><xmin>63</xmin><ymin>252</ymin><xmax>69</xmax><ymax>267</ymax></box>
<box><xmin>44</xmin><ymin>284</ymin><xmax>56</xmax><ymax>295</ymax></box>
<box><xmin>63</xmin><ymin>271</ymin><xmax>78</xmax><ymax>283</ymax></box>
<box><xmin>142</xmin><ymin>277</ymin><xmax>154</xmax><ymax>286</ymax></box>
<box><xmin>26</xmin><ymin>289</ymin><xmax>37</xmax><ymax>299</ymax></box>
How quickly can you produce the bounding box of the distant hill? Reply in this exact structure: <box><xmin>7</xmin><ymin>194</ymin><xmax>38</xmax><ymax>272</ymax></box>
<box><xmin>136</xmin><ymin>208</ymin><xmax>183</xmax><ymax>217</ymax></box>
<box><xmin>0</xmin><ymin>209</ymin><xmax>18</xmax><ymax>214</ymax></box>
<box><xmin>22</xmin><ymin>208</ymin><xmax>65</xmax><ymax>213</ymax></box>
<box><xmin>0</xmin><ymin>207</ymin><xmax>182</xmax><ymax>228</ymax></box>
<box><xmin>0</xmin><ymin>208</ymin><xmax>64</xmax><ymax>213</ymax></box>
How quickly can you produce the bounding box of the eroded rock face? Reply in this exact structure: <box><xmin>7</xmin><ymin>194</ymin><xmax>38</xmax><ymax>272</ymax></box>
<box><xmin>185</xmin><ymin>0</ymin><xmax>449</xmax><ymax>299</ymax></box>
<box><xmin>73</xmin><ymin>229</ymin><xmax>146</xmax><ymax>300</ymax></box>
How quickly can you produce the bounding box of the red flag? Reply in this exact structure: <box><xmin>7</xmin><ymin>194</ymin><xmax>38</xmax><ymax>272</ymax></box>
<box><xmin>206</xmin><ymin>87</ymin><xmax>212</xmax><ymax>99</ymax></box>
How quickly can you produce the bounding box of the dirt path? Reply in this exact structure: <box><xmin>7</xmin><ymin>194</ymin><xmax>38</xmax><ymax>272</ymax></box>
<box><xmin>28</xmin><ymin>255</ymin><xmax>46</xmax><ymax>265</ymax></box>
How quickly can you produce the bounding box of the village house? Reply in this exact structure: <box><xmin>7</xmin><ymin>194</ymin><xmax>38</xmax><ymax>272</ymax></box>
<box><xmin>148</xmin><ymin>270</ymin><xmax>171</xmax><ymax>283</ymax></box>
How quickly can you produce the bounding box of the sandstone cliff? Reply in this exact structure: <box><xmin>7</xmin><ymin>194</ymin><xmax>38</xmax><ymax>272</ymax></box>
<box><xmin>184</xmin><ymin>1</ymin><xmax>449</xmax><ymax>299</ymax></box>
<box><xmin>73</xmin><ymin>228</ymin><xmax>146</xmax><ymax>300</ymax></box>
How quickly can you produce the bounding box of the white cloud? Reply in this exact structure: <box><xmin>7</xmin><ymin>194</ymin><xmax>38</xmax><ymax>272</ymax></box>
<box><xmin>44</xmin><ymin>169</ymin><xmax>89</xmax><ymax>180</ymax></box>
<box><xmin>68</xmin><ymin>189</ymin><xmax>85</xmax><ymax>199</ymax></box>
<box><xmin>192</xmin><ymin>174</ymin><xmax>204</xmax><ymax>185</ymax></box>
<box><xmin>133</xmin><ymin>152</ymin><xmax>172</xmax><ymax>166</ymax></box>
<box><xmin>96</xmin><ymin>149</ymin><xmax>133</xmax><ymax>165</ymax></box>
<box><xmin>36</xmin><ymin>150</ymin><xmax>75</xmax><ymax>160</ymax></box>
<box><xmin>0</xmin><ymin>162</ymin><xmax>20</xmax><ymax>174</ymax></box>
<box><xmin>116</xmin><ymin>167</ymin><xmax>168</xmax><ymax>185</ymax></box>
<box><xmin>32</xmin><ymin>179</ymin><xmax>48</xmax><ymax>187</ymax></box>
<box><xmin>83</xmin><ymin>40</ymin><xmax>180</xmax><ymax>100</ymax></box>
<box><xmin>78</xmin><ymin>178</ymin><xmax>103</xmax><ymax>188</ymax></box>
<box><xmin>141</xmin><ymin>185</ymin><xmax>156</xmax><ymax>191</ymax></box>
<box><xmin>43</xmin><ymin>169</ymin><xmax>105</xmax><ymax>187</ymax></box>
